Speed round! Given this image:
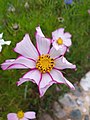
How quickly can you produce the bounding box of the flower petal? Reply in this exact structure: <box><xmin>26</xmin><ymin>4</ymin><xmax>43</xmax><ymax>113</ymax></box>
<box><xmin>14</xmin><ymin>34</ymin><xmax>38</xmax><ymax>60</ymax></box>
<box><xmin>0</xmin><ymin>45</ymin><xmax>2</xmax><ymax>52</ymax></box>
<box><xmin>0</xmin><ymin>39</ymin><xmax>6</xmax><ymax>45</ymax></box>
<box><xmin>39</xmin><ymin>73</ymin><xmax>54</xmax><ymax>88</ymax></box>
<box><xmin>50</xmin><ymin>69</ymin><xmax>66</xmax><ymax>84</ymax></box>
<box><xmin>64</xmin><ymin>32</ymin><xmax>72</xmax><ymax>38</ymax></box>
<box><xmin>1</xmin><ymin>56</ymin><xmax>35</xmax><ymax>70</ymax></box>
<box><xmin>54</xmin><ymin>56</ymin><xmax>76</xmax><ymax>70</ymax></box>
<box><xmin>36</xmin><ymin>26</ymin><xmax>45</xmax><ymax>37</ymax></box>
<box><xmin>7</xmin><ymin>113</ymin><xmax>18</xmax><ymax>120</ymax></box>
<box><xmin>21</xmin><ymin>118</ymin><xmax>27</xmax><ymax>120</ymax></box>
<box><xmin>24</xmin><ymin>112</ymin><xmax>36</xmax><ymax>119</ymax></box>
<box><xmin>64</xmin><ymin>78</ymin><xmax>75</xmax><ymax>90</ymax></box>
<box><xmin>0</xmin><ymin>39</ymin><xmax>11</xmax><ymax>45</ymax></box>
<box><xmin>39</xmin><ymin>81</ymin><xmax>54</xmax><ymax>97</ymax></box>
<box><xmin>17</xmin><ymin>78</ymin><xmax>34</xmax><ymax>86</ymax></box>
<box><xmin>52</xmin><ymin>28</ymin><xmax>64</xmax><ymax>40</ymax></box>
<box><xmin>4</xmin><ymin>41</ymin><xmax>11</xmax><ymax>45</ymax></box>
<box><xmin>49</xmin><ymin>46</ymin><xmax>66</xmax><ymax>59</ymax></box>
<box><xmin>39</xmin><ymin>73</ymin><xmax>56</xmax><ymax>97</ymax></box>
<box><xmin>0</xmin><ymin>33</ymin><xmax>3</xmax><ymax>39</ymax></box>
<box><xmin>36</xmin><ymin>35</ymin><xmax>51</xmax><ymax>55</ymax></box>
<box><xmin>63</xmin><ymin>38</ymin><xmax>72</xmax><ymax>47</ymax></box>
<box><xmin>17</xmin><ymin>69</ymin><xmax>41</xmax><ymax>86</ymax></box>
<box><xmin>50</xmin><ymin>69</ymin><xmax>75</xmax><ymax>90</ymax></box>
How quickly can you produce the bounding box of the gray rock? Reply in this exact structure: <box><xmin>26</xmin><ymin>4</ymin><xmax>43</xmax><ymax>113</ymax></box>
<box><xmin>70</xmin><ymin>109</ymin><xmax>82</xmax><ymax>120</ymax></box>
<box><xmin>58</xmin><ymin>94</ymin><xmax>77</xmax><ymax>108</ymax></box>
<box><xmin>39</xmin><ymin>113</ymin><xmax>53</xmax><ymax>120</ymax></box>
<box><xmin>53</xmin><ymin>101</ymin><xmax>66</xmax><ymax>119</ymax></box>
<box><xmin>80</xmin><ymin>71</ymin><xmax>90</xmax><ymax>91</ymax></box>
<box><xmin>84</xmin><ymin>115</ymin><xmax>89</xmax><ymax>120</ymax></box>
<box><xmin>72</xmin><ymin>84</ymin><xmax>83</xmax><ymax>97</ymax></box>
<box><xmin>76</xmin><ymin>98</ymin><xmax>84</xmax><ymax>106</ymax></box>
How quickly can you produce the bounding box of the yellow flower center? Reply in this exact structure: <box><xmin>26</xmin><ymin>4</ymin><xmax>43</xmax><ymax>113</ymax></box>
<box><xmin>36</xmin><ymin>54</ymin><xmax>55</xmax><ymax>74</ymax></box>
<box><xmin>17</xmin><ymin>110</ymin><xmax>24</xmax><ymax>119</ymax></box>
<box><xmin>57</xmin><ymin>38</ymin><xmax>63</xmax><ymax>45</ymax></box>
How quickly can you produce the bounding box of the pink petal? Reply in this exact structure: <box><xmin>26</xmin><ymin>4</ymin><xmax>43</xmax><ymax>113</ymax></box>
<box><xmin>39</xmin><ymin>73</ymin><xmax>56</xmax><ymax>97</ymax></box>
<box><xmin>14</xmin><ymin>34</ymin><xmax>38</xmax><ymax>60</ymax></box>
<box><xmin>36</xmin><ymin>26</ymin><xmax>45</xmax><ymax>37</ymax></box>
<box><xmin>64</xmin><ymin>78</ymin><xmax>75</xmax><ymax>90</ymax></box>
<box><xmin>39</xmin><ymin>81</ymin><xmax>54</xmax><ymax>97</ymax></box>
<box><xmin>7</xmin><ymin>113</ymin><xmax>18</xmax><ymax>120</ymax></box>
<box><xmin>49</xmin><ymin>46</ymin><xmax>66</xmax><ymax>59</ymax></box>
<box><xmin>20</xmin><ymin>117</ymin><xmax>29</xmax><ymax>120</ymax></box>
<box><xmin>50</xmin><ymin>69</ymin><xmax>66</xmax><ymax>84</ymax></box>
<box><xmin>52</xmin><ymin>28</ymin><xmax>64</xmax><ymax>40</ymax></box>
<box><xmin>54</xmin><ymin>56</ymin><xmax>76</xmax><ymax>70</ymax></box>
<box><xmin>17</xmin><ymin>78</ymin><xmax>33</xmax><ymax>86</ymax></box>
<box><xmin>17</xmin><ymin>69</ymin><xmax>41</xmax><ymax>86</ymax></box>
<box><xmin>24</xmin><ymin>112</ymin><xmax>36</xmax><ymax>119</ymax></box>
<box><xmin>64</xmin><ymin>32</ymin><xmax>72</xmax><ymax>38</ymax></box>
<box><xmin>1</xmin><ymin>56</ymin><xmax>35</xmax><ymax>70</ymax></box>
<box><xmin>36</xmin><ymin>35</ymin><xmax>51</xmax><ymax>55</ymax></box>
<box><xmin>21</xmin><ymin>118</ymin><xmax>28</xmax><ymax>120</ymax></box>
<box><xmin>63</xmin><ymin>38</ymin><xmax>72</xmax><ymax>47</ymax></box>
<box><xmin>50</xmin><ymin>69</ymin><xmax>75</xmax><ymax>90</ymax></box>
<box><xmin>39</xmin><ymin>73</ymin><xmax>53</xmax><ymax>89</ymax></box>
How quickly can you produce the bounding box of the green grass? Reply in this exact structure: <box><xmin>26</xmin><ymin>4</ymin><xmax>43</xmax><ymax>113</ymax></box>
<box><xmin>0</xmin><ymin>0</ymin><xmax>90</xmax><ymax>119</ymax></box>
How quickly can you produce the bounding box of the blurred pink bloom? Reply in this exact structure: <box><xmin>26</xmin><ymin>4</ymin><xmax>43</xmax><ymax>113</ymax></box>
<box><xmin>52</xmin><ymin>28</ymin><xmax>72</xmax><ymax>50</ymax></box>
<box><xmin>1</xmin><ymin>27</ymin><xmax>76</xmax><ymax>97</ymax></box>
<box><xmin>7</xmin><ymin>110</ymin><xmax>36</xmax><ymax>120</ymax></box>
<box><xmin>88</xmin><ymin>9</ymin><xmax>90</xmax><ymax>14</ymax></box>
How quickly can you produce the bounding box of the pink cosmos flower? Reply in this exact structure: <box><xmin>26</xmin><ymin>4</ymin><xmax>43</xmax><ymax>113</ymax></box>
<box><xmin>1</xmin><ymin>27</ymin><xmax>76</xmax><ymax>97</ymax></box>
<box><xmin>7</xmin><ymin>110</ymin><xmax>36</xmax><ymax>120</ymax></box>
<box><xmin>52</xmin><ymin>28</ymin><xmax>72</xmax><ymax>50</ymax></box>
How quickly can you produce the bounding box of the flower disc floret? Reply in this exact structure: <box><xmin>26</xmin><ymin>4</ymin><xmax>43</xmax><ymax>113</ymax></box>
<box><xmin>36</xmin><ymin>54</ymin><xmax>55</xmax><ymax>73</ymax></box>
<box><xmin>57</xmin><ymin>38</ymin><xmax>63</xmax><ymax>45</ymax></box>
<box><xmin>17</xmin><ymin>110</ymin><xmax>24</xmax><ymax>119</ymax></box>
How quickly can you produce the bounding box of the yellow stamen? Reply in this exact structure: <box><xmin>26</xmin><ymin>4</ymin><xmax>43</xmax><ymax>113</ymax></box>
<box><xmin>36</xmin><ymin>54</ymin><xmax>55</xmax><ymax>74</ymax></box>
<box><xmin>57</xmin><ymin>38</ymin><xmax>63</xmax><ymax>45</ymax></box>
<box><xmin>17</xmin><ymin>110</ymin><xmax>24</xmax><ymax>119</ymax></box>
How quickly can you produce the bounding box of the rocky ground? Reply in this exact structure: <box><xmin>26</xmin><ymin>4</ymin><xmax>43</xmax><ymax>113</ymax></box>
<box><xmin>39</xmin><ymin>71</ymin><xmax>90</xmax><ymax>120</ymax></box>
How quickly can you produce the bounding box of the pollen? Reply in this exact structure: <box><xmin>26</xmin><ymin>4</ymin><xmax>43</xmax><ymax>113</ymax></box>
<box><xmin>36</xmin><ymin>54</ymin><xmax>55</xmax><ymax>74</ymax></box>
<box><xmin>57</xmin><ymin>38</ymin><xmax>63</xmax><ymax>45</ymax></box>
<box><xmin>17</xmin><ymin>110</ymin><xmax>24</xmax><ymax>119</ymax></box>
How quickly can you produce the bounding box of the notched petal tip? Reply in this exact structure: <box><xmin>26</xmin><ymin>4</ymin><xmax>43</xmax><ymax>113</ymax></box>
<box><xmin>14</xmin><ymin>33</ymin><xmax>30</xmax><ymax>50</ymax></box>
<box><xmin>36</xmin><ymin>26</ymin><xmax>45</xmax><ymax>37</ymax></box>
